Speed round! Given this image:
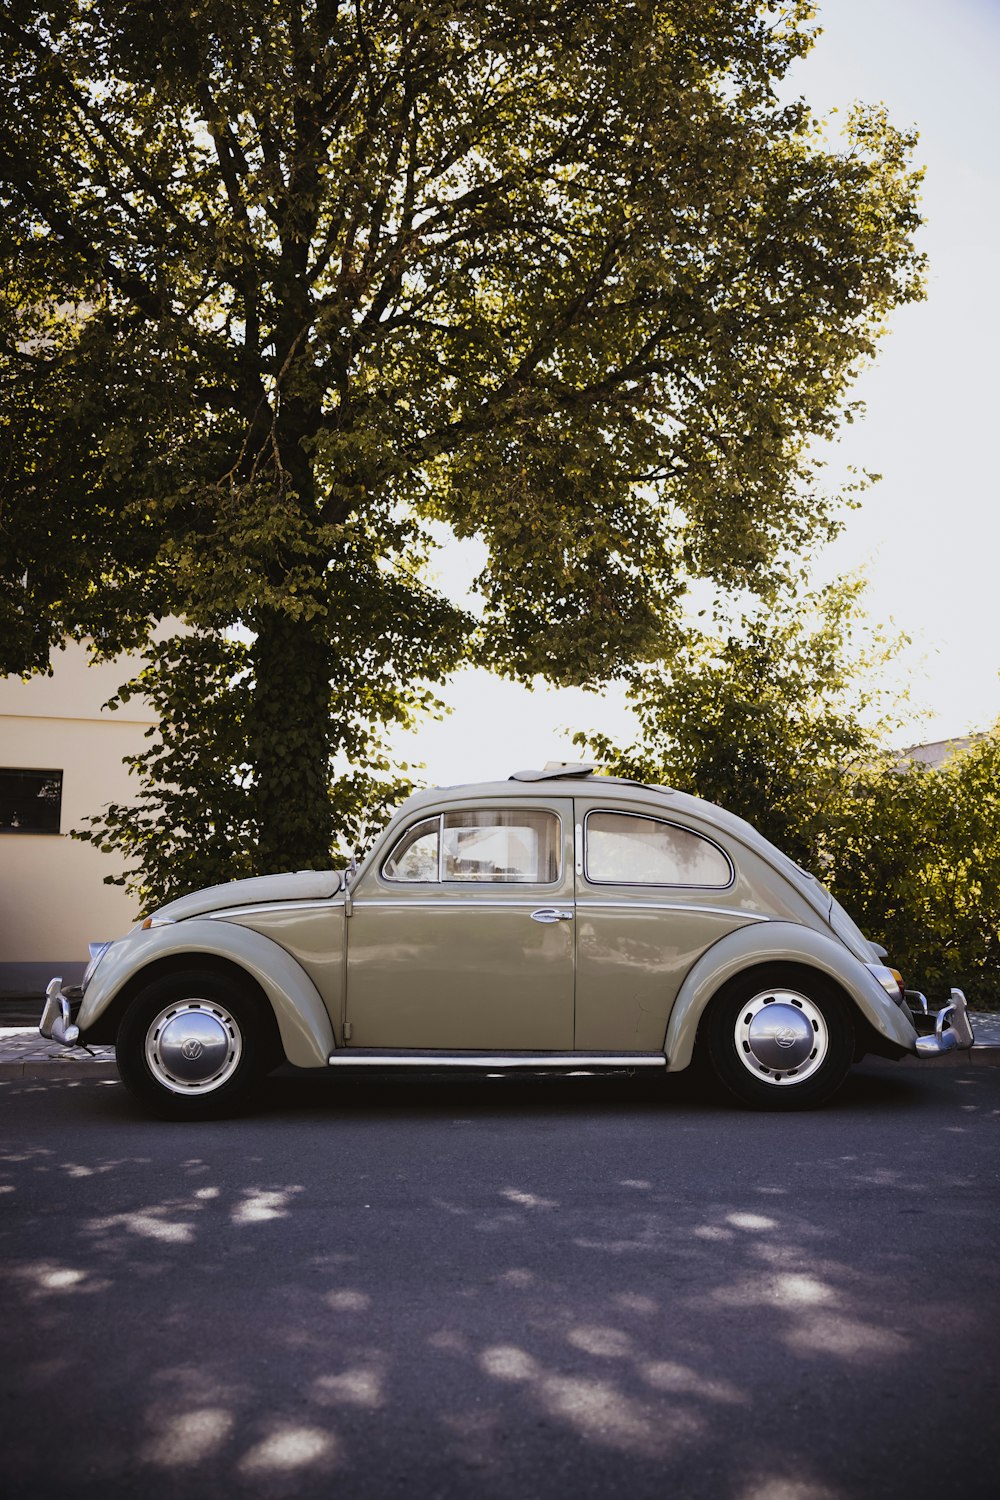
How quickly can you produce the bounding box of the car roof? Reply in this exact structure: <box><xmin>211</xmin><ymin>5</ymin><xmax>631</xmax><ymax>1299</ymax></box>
<box><xmin>404</xmin><ymin>762</ymin><xmax>803</xmax><ymax>858</ymax></box>
<box><xmin>400</xmin><ymin>772</ymin><xmax>746</xmax><ymax>834</ymax></box>
<box><xmin>377</xmin><ymin>773</ymin><xmax>826</xmax><ymax>908</ymax></box>
<box><xmin>396</xmin><ymin>775</ymin><xmax>823</xmax><ymax>894</ymax></box>
<box><xmin>400</xmin><ymin>772</ymin><xmax>659</xmax><ymax>808</ymax></box>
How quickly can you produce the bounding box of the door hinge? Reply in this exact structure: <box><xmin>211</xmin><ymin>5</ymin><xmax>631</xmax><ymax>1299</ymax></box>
<box><xmin>343</xmin><ymin>1021</ymin><xmax>353</xmax><ymax>1041</ymax></box>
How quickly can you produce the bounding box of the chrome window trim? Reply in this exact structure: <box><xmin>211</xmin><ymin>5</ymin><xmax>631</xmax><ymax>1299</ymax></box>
<box><xmin>381</xmin><ymin>808</ymin><xmax>563</xmax><ymax>888</ymax></box>
<box><xmin>380</xmin><ymin>813</ymin><xmax>443</xmax><ymax>885</ymax></box>
<box><xmin>582</xmin><ymin>808</ymin><xmax>736</xmax><ymax>891</ymax></box>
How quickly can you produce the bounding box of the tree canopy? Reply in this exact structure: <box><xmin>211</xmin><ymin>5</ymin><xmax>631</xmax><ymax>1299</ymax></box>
<box><xmin>575</xmin><ymin>573</ymin><xmax>900</xmax><ymax>866</ymax></box>
<box><xmin>829</xmin><ymin>733</ymin><xmax>1000</xmax><ymax>1007</ymax></box>
<box><xmin>0</xmin><ymin>1</ymin><xmax>925</xmax><ymax>885</ymax></box>
<box><xmin>576</xmin><ymin>583</ymin><xmax>1000</xmax><ymax>1006</ymax></box>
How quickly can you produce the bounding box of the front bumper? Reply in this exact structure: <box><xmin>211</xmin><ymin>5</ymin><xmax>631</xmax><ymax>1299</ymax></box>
<box><xmin>39</xmin><ymin>978</ymin><xmax>83</xmax><ymax>1047</ymax></box>
<box><xmin>906</xmin><ymin>987</ymin><xmax>975</xmax><ymax>1057</ymax></box>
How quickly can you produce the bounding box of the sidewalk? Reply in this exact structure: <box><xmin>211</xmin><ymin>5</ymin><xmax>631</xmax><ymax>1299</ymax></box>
<box><xmin>2</xmin><ymin>1016</ymin><xmax>999</xmax><ymax>1080</ymax></box>
<box><xmin>0</xmin><ymin>1026</ymin><xmax>118</xmax><ymax>1079</ymax></box>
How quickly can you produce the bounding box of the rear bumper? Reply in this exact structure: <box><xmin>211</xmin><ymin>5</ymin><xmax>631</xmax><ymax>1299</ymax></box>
<box><xmin>39</xmin><ymin>978</ymin><xmax>83</xmax><ymax>1047</ymax></box>
<box><xmin>909</xmin><ymin>988</ymin><xmax>975</xmax><ymax>1057</ymax></box>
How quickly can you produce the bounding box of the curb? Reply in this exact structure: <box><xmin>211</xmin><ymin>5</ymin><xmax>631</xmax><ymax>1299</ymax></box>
<box><xmin>2</xmin><ymin>1060</ymin><xmax>120</xmax><ymax>1081</ymax></box>
<box><xmin>0</xmin><ymin>1027</ymin><xmax>119</xmax><ymax>1081</ymax></box>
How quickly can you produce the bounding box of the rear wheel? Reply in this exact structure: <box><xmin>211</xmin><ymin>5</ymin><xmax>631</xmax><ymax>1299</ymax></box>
<box><xmin>117</xmin><ymin>970</ymin><xmax>271</xmax><ymax>1120</ymax></box>
<box><xmin>705</xmin><ymin>967</ymin><xmax>854</xmax><ymax>1110</ymax></box>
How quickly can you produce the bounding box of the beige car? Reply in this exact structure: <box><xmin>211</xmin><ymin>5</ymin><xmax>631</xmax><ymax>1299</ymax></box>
<box><xmin>40</xmin><ymin>765</ymin><xmax>973</xmax><ymax>1118</ymax></box>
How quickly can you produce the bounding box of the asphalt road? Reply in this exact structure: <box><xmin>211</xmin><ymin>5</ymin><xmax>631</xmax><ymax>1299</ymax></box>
<box><xmin>2</xmin><ymin>1061</ymin><xmax>999</xmax><ymax>1500</ymax></box>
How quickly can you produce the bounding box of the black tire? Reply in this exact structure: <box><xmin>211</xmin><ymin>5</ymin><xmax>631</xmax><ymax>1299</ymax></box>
<box><xmin>116</xmin><ymin>969</ymin><xmax>272</xmax><ymax>1120</ymax></box>
<box><xmin>705</xmin><ymin>966</ymin><xmax>854</xmax><ymax>1111</ymax></box>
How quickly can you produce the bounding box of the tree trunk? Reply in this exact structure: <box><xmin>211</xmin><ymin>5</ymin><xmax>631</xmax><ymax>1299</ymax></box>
<box><xmin>250</xmin><ymin>606</ymin><xmax>334</xmax><ymax>872</ymax></box>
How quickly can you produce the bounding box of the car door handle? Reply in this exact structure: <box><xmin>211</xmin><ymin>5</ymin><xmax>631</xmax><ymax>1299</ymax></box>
<box><xmin>531</xmin><ymin>908</ymin><xmax>574</xmax><ymax>923</ymax></box>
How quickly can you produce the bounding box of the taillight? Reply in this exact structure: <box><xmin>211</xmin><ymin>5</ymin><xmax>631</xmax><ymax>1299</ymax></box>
<box><xmin>866</xmin><ymin>963</ymin><xmax>906</xmax><ymax>1003</ymax></box>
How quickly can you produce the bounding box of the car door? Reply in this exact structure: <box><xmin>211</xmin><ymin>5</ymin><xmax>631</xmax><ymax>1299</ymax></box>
<box><xmin>573</xmin><ymin>798</ymin><xmax>762</xmax><ymax>1051</ymax></box>
<box><xmin>345</xmin><ymin>798</ymin><xmax>576</xmax><ymax>1049</ymax></box>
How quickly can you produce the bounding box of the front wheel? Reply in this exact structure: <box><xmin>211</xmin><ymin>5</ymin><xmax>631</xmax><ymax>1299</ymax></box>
<box><xmin>116</xmin><ymin>970</ymin><xmax>271</xmax><ymax>1120</ymax></box>
<box><xmin>705</xmin><ymin>967</ymin><xmax>854</xmax><ymax>1111</ymax></box>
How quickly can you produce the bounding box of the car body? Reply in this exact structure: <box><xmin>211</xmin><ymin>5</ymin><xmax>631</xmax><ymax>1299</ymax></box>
<box><xmin>40</xmin><ymin>765</ymin><xmax>974</xmax><ymax>1117</ymax></box>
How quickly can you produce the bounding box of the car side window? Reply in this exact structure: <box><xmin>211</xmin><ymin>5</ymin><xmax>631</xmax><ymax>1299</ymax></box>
<box><xmin>441</xmin><ymin>809</ymin><xmax>560</xmax><ymax>883</ymax></box>
<box><xmin>585</xmin><ymin>811</ymin><xmax>732</xmax><ymax>888</ymax></box>
<box><xmin>382</xmin><ymin>817</ymin><xmax>440</xmax><ymax>881</ymax></box>
<box><xmin>382</xmin><ymin>809</ymin><xmax>561</xmax><ymax>883</ymax></box>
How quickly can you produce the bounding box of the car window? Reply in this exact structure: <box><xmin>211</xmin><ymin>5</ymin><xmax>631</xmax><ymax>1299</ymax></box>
<box><xmin>382</xmin><ymin>809</ymin><xmax>562</xmax><ymax>883</ymax></box>
<box><xmin>442</xmin><ymin>809</ymin><xmax>560</xmax><ymax>883</ymax></box>
<box><xmin>585</xmin><ymin>811</ymin><xmax>732</xmax><ymax>888</ymax></box>
<box><xmin>382</xmin><ymin>817</ymin><xmax>440</xmax><ymax>881</ymax></box>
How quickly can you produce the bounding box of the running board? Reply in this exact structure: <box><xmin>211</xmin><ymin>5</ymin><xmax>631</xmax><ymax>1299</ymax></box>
<box><xmin>327</xmin><ymin>1049</ymin><xmax>666</xmax><ymax>1070</ymax></box>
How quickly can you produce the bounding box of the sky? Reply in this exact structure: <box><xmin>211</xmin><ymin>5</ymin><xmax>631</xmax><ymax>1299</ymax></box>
<box><xmin>391</xmin><ymin>0</ymin><xmax>1000</xmax><ymax>787</ymax></box>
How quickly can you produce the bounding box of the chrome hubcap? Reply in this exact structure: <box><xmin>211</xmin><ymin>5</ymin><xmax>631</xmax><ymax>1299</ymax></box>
<box><xmin>145</xmin><ymin>1000</ymin><xmax>242</xmax><ymax>1095</ymax></box>
<box><xmin>735</xmin><ymin>989</ymin><xmax>828</xmax><ymax>1086</ymax></box>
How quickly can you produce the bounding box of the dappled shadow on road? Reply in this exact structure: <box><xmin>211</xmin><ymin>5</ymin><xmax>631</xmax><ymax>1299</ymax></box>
<box><xmin>2</xmin><ymin>1063</ymin><xmax>999</xmax><ymax>1500</ymax></box>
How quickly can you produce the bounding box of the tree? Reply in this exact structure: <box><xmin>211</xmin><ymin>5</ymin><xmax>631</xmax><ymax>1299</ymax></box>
<box><xmin>577</xmin><ymin>584</ymin><xmax>1000</xmax><ymax>1005</ymax></box>
<box><xmin>576</xmin><ymin>574</ymin><xmax>900</xmax><ymax>867</ymax></box>
<box><xmin>73</xmin><ymin>629</ymin><xmax>428</xmax><ymax>903</ymax></box>
<box><xmin>0</xmin><ymin>1</ymin><xmax>925</xmax><ymax>883</ymax></box>
<box><xmin>829</xmin><ymin>733</ymin><xmax>1000</xmax><ymax>1005</ymax></box>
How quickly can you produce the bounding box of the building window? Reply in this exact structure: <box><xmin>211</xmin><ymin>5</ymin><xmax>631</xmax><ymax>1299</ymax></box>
<box><xmin>0</xmin><ymin>768</ymin><xmax>63</xmax><ymax>834</ymax></box>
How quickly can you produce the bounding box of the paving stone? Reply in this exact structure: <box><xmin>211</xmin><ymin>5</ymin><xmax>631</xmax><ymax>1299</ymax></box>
<box><xmin>0</xmin><ymin>1026</ymin><xmax>118</xmax><ymax>1079</ymax></box>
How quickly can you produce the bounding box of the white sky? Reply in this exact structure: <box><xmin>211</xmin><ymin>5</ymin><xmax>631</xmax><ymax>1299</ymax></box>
<box><xmin>392</xmin><ymin>0</ymin><xmax>1000</xmax><ymax>787</ymax></box>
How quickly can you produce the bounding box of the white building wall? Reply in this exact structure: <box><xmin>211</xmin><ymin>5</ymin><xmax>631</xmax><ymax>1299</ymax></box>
<box><xmin>0</xmin><ymin>639</ymin><xmax>156</xmax><ymax>991</ymax></box>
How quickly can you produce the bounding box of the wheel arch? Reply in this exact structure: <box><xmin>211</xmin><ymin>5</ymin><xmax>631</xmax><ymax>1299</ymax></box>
<box><xmin>78</xmin><ymin>921</ymin><xmax>335</xmax><ymax>1066</ymax></box>
<box><xmin>663</xmin><ymin>920</ymin><xmax>916</xmax><ymax>1072</ymax></box>
<box><xmin>693</xmin><ymin>959</ymin><xmax>858</xmax><ymax>1060</ymax></box>
<box><xmin>85</xmin><ymin>953</ymin><xmax>279</xmax><ymax>1057</ymax></box>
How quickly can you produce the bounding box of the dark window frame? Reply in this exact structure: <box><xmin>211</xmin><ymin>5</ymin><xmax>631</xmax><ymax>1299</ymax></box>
<box><xmin>0</xmin><ymin>767</ymin><xmax>64</xmax><ymax>835</ymax></box>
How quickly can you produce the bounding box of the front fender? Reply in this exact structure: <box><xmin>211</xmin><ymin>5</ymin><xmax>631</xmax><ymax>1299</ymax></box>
<box><xmin>663</xmin><ymin>920</ymin><xmax>917</xmax><ymax>1072</ymax></box>
<box><xmin>78</xmin><ymin>921</ymin><xmax>334</xmax><ymax>1068</ymax></box>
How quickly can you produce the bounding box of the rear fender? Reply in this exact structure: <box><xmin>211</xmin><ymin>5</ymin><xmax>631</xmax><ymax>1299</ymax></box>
<box><xmin>664</xmin><ymin>920</ymin><xmax>917</xmax><ymax>1071</ymax></box>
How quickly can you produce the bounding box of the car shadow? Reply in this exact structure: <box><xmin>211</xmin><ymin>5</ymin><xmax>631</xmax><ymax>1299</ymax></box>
<box><xmin>41</xmin><ymin>1052</ymin><xmax>972</xmax><ymax>1128</ymax></box>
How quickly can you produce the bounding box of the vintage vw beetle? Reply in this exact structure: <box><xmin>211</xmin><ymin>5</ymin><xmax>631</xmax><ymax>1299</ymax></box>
<box><xmin>41</xmin><ymin>765</ymin><xmax>973</xmax><ymax>1117</ymax></box>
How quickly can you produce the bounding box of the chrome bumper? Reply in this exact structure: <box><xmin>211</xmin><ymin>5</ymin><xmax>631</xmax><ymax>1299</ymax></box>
<box><xmin>910</xmin><ymin>987</ymin><xmax>975</xmax><ymax>1057</ymax></box>
<box><xmin>39</xmin><ymin>978</ymin><xmax>81</xmax><ymax>1047</ymax></box>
